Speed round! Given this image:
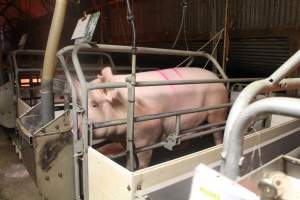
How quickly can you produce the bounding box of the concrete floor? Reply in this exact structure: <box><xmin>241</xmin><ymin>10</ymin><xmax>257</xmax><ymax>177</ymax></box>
<box><xmin>0</xmin><ymin>128</ymin><xmax>42</xmax><ymax>200</ymax></box>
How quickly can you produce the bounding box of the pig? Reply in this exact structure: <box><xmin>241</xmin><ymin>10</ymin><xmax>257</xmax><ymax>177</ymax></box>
<box><xmin>75</xmin><ymin>67</ymin><xmax>228</xmax><ymax>169</ymax></box>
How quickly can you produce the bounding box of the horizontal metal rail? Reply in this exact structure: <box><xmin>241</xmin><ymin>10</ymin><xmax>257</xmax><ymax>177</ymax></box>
<box><xmin>93</xmin><ymin>103</ymin><xmax>232</xmax><ymax>129</ymax></box>
<box><xmin>70</xmin><ymin>44</ymin><xmax>228</xmax><ymax>79</ymax></box>
<box><xmin>181</xmin><ymin>120</ymin><xmax>226</xmax><ymax>134</ymax></box>
<box><xmin>87</xmin><ymin>82</ymin><xmax>127</xmax><ymax>90</ymax></box>
<box><xmin>109</xmin><ymin>124</ymin><xmax>225</xmax><ymax>159</ymax></box>
<box><xmin>87</xmin><ymin>78</ymin><xmax>261</xmax><ymax>91</ymax></box>
<box><xmin>138</xmin><ymin>126</ymin><xmax>225</xmax><ymax>153</ymax></box>
<box><xmin>134</xmin><ymin>78</ymin><xmax>260</xmax><ymax>87</ymax></box>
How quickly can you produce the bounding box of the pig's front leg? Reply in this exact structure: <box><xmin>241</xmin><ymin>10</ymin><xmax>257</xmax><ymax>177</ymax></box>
<box><xmin>126</xmin><ymin>150</ymin><xmax>152</xmax><ymax>169</ymax></box>
<box><xmin>213</xmin><ymin>131</ymin><xmax>223</xmax><ymax>145</ymax></box>
<box><xmin>137</xmin><ymin>150</ymin><xmax>153</xmax><ymax>169</ymax></box>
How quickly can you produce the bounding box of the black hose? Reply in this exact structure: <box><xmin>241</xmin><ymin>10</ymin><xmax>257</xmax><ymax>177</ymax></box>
<box><xmin>172</xmin><ymin>0</ymin><xmax>188</xmax><ymax>49</ymax></box>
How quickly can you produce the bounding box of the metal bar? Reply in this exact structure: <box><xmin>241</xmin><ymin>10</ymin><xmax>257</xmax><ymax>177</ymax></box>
<box><xmin>221</xmin><ymin>51</ymin><xmax>300</xmax><ymax>179</ymax></box>
<box><xmin>181</xmin><ymin>126</ymin><xmax>225</xmax><ymax>142</ymax></box>
<box><xmin>269</xmin><ymin>50</ymin><xmax>300</xmax><ymax>84</ymax></box>
<box><xmin>71</xmin><ymin>45</ymin><xmax>90</xmax><ymax>199</ymax></box>
<box><xmin>135</xmin><ymin>103</ymin><xmax>231</xmax><ymax>123</ymax></box>
<box><xmin>87</xmin><ymin>82</ymin><xmax>127</xmax><ymax>90</ymax></box>
<box><xmin>222</xmin><ymin>97</ymin><xmax>300</xmax><ymax>180</ymax></box>
<box><xmin>137</xmin><ymin>126</ymin><xmax>225</xmax><ymax>153</ymax></box>
<box><xmin>134</xmin><ymin>78</ymin><xmax>261</xmax><ymax>87</ymax></box>
<box><xmin>87</xmin><ymin>78</ymin><xmax>260</xmax><ymax>91</ymax></box>
<box><xmin>57</xmin><ymin>53</ymin><xmax>81</xmax><ymax>200</ymax></box>
<box><xmin>98</xmin><ymin>44</ymin><xmax>228</xmax><ymax>79</ymax></box>
<box><xmin>93</xmin><ymin>119</ymin><xmax>127</xmax><ymax>129</ymax></box>
<box><xmin>68</xmin><ymin>44</ymin><xmax>226</xmax><ymax>79</ymax></box>
<box><xmin>181</xmin><ymin>120</ymin><xmax>226</xmax><ymax>134</ymax></box>
<box><xmin>16</xmin><ymin>68</ymin><xmax>42</xmax><ymax>72</ymax></box>
<box><xmin>110</xmin><ymin>125</ymin><xmax>225</xmax><ymax>159</ymax></box>
<box><xmin>93</xmin><ymin>103</ymin><xmax>231</xmax><ymax>129</ymax></box>
<box><xmin>126</xmin><ymin>53</ymin><xmax>137</xmax><ymax>171</ymax></box>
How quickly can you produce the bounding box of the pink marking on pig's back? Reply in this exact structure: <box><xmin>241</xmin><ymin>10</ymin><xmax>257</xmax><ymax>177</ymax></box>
<box><xmin>171</xmin><ymin>68</ymin><xmax>184</xmax><ymax>79</ymax></box>
<box><xmin>155</xmin><ymin>70</ymin><xmax>176</xmax><ymax>91</ymax></box>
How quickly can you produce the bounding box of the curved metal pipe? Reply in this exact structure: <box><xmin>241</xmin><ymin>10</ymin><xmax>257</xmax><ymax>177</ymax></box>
<box><xmin>222</xmin><ymin>97</ymin><xmax>300</xmax><ymax>180</ymax></box>
<box><xmin>221</xmin><ymin>50</ymin><xmax>300</xmax><ymax>176</ymax></box>
<box><xmin>41</xmin><ymin>0</ymin><xmax>68</xmax><ymax>125</ymax></box>
<box><xmin>57</xmin><ymin>53</ymin><xmax>81</xmax><ymax>200</ymax></box>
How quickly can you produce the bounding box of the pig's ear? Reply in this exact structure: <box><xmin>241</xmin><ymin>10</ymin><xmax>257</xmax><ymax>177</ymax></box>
<box><xmin>97</xmin><ymin>74</ymin><xmax>105</xmax><ymax>82</ymax></box>
<box><xmin>101</xmin><ymin>67</ymin><xmax>114</xmax><ymax>82</ymax></box>
<box><xmin>105</xmin><ymin>90</ymin><xmax>119</xmax><ymax>103</ymax></box>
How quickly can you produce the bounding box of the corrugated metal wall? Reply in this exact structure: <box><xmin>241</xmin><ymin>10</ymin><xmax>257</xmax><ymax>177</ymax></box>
<box><xmin>230</xmin><ymin>0</ymin><xmax>300</xmax><ymax>30</ymax></box>
<box><xmin>107</xmin><ymin>0</ymin><xmax>300</xmax><ymax>77</ymax></box>
<box><xmin>228</xmin><ymin>38</ymin><xmax>290</xmax><ymax>77</ymax></box>
<box><xmin>109</xmin><ymin>0</ymin><xmax>300</xmax><ymax>43</ymax></box>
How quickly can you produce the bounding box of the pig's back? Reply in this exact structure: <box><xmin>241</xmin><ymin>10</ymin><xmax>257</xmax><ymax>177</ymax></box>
<box><xmin>131</xmin><ymin>67</ymin><xmax>224</xmax><ymax>114</ymax></box>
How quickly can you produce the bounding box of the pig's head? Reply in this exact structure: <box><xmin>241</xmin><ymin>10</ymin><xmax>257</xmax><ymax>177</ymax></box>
<box><xmin>74</xmin><ymin>67</ymin><xmax>123</xmax><ymax>139</ymax></box>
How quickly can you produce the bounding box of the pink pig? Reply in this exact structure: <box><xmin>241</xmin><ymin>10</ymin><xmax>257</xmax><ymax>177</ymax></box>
<box><xmin>75</xmin><ymin>67</ymin><xmax>228</xmax><ymax>168</ymax></box>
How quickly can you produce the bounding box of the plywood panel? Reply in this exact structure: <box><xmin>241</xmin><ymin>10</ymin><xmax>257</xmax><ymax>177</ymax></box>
<box><xmin>88</xmin><ymin>148</ymin><xmax>134</xmax><ymax>200</ymax></box>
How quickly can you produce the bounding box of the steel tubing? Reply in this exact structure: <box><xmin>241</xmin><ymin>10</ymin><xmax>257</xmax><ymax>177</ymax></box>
<box><xmin>93</xmin><ymin>103</ymin><xmax>231</xmax><ymax>129</ymax></box>
<box><xmin>222</xmin><ymin>50</ymin><xmax>300</xmax><ymax>179</ymax></box>
<box><xmin>222</xmin><ymin>97</ymin><xmax>300</xmax><ymax>180</ymax></box>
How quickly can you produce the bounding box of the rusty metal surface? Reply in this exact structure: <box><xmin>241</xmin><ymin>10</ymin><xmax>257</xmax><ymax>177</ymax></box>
<box><xmin>38</xmin><ymin>132</ymin><xmax>72</xmax><ymax>171</ymax></box>
<box><xmin>0</xmin><ymin>81</ymin><xmax>16</xmax><ymax>128</ymax></box>
<box><xmin>17</xmin><ymin>109</ymin><xmax>75</xmax><ymax>199</ymax></box>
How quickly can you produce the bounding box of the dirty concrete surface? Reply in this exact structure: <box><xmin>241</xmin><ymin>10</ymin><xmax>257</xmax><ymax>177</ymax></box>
<box><xmin>0</xmin><ymin>128</ymin><xmax>42</xmax><ymax>200</ymax></box>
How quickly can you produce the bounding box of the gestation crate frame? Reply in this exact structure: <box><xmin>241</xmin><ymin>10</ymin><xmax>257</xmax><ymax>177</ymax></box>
<box><xmin>56</xmin><ymin>43</ymin><xmax>290</xmax><ymax>200</ymax></box>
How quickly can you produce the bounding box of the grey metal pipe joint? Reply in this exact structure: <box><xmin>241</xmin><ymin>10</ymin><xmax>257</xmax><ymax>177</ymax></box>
<box><xmin>222</xmin><ymin>97</ymin><xmax>300</xmax><ymax>180</ymax></box>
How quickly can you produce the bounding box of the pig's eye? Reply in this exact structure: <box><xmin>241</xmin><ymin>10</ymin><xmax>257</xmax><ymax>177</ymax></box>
<box><xmin>91</xmin><ymin>101</ymin><xmax>99</xmax><ymax>108</ymax></box>
<box><xmin>92</xmin><ymin>103</ymin><xmax>98</xmax><ymax>108</ymax></box>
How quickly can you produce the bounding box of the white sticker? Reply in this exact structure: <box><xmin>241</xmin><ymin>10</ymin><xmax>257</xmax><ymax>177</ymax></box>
<box><xmin>71</xmin><ymin>14</ymin><xmax>92</xmax><ymax>40</ymax></box>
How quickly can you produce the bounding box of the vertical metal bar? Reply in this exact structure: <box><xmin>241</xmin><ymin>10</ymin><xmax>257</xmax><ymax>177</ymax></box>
<box><xmin>12</xmin><ymin>51</ymin><xmax>20</xmax><ymax>99</ymax></box>
<box><xmin>126</xmin><ymin>54</ymin><xmax>136</xmax><ymax>171</ymax></box>
<box><xmin>175</xmin><ymin>115</ymin><xmax>181</xmax><ymax>137</ymax></box>
<box><xmin>71</xmin><ymin>46</ymin><xmax>90</xmax><ymax>199</ymax></box>
<box><xmin>57</xmin><ymin>52</ymin><xmax>81</xmax><ymax>200</ymax></box>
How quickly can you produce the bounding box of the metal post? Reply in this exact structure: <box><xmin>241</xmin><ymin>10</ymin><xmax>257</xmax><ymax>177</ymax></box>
<box><xmin>222</xmin><ymin>97</ymin><xmax>300</xmax><ymax>180</ymax></box>
<box><xmin>126</xmin><ymin>52</ymin><xmax>137</xmax><ymax>170</ymax></box>
<box><xmin>57</xmin><ymin>52</ymin><xmax>81</xmax><ymax>200</ymax></box>
<box><xmin>71</xmin><ymin>46</ymin><xmax>90</xmax><ymax>199</ymax></box>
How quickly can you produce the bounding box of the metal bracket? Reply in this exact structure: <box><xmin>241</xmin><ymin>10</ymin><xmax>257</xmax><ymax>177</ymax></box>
<box><xmin>164</xmin><ymin>115</ymin><xmax>181</xmax><ymax>151</ymax></box>
<box><xmin>75</xmin><ymin>138</ymin><xmax>84</xmax><ymax>155</ymax></box>
<box><xmin>164</xmin><ymin>134</ymin><xmax>181</xmax><ymax>151</ymax></box>
<box><xmin>74</xmin><ymin>103</ymin><xmax>84</xmax><ymax>113</ymax></box>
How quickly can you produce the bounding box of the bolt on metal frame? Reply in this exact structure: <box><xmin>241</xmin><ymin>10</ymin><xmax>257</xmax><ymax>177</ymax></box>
<box><xmin>57</xmin><ymin>42</ymin><xmax>268</xmax><ymax>199</ymax></box>
<box><xmin>221</xmin><ymin>50</ymin><xmax>300</xmax><ymax>180</ymax></box>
